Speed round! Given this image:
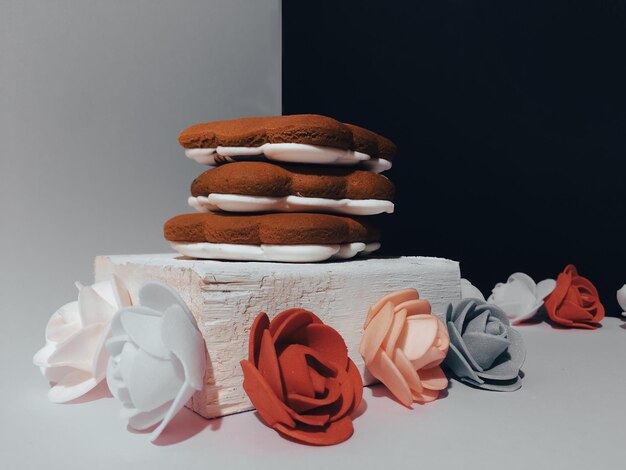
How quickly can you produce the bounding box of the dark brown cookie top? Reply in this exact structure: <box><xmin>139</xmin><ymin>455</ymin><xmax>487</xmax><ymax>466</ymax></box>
<box><xmin>179</xmin><ymin>114</ymin><xmax>352</xmax><ymax>151</ymax></box>
<box><xmin>344</xmin><ymin>123</ymin><xmax>397</xmax><ymax>162</ymax></box>
<box><xmin>190</xmin><ymin>162</ymin><xmax>395</xmax><ymax>201</ymax></box>
<box><xmin>164</xmin><ymin>212</ymin><xmax>380</xmax><ymax>245</ymax></box>
<box><xmin>178</xmin><ymin>114</ymin><xmax>396</xmax><ymax>161</ymax></box>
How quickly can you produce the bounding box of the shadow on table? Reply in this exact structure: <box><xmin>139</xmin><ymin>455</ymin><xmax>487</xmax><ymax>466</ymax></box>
<box><xmin>151</xmin><ymin>407</ymin><xmax>219</xmax><ymax>446</ymax></box>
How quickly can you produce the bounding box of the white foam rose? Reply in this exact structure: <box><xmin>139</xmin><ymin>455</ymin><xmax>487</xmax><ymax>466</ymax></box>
<box><xmin>487</xmin><ymin>272</ymin><xmax>556</xmax><ymax>324</ymax></box>
<box><xmin>33</xmin><ymin>276</ymin><xmax>131</xmax><ymax>403</ymax></box>
<box><xmin>617</xmin><ymin>285</ymin><xmax>626</xmax><ymax>317</ymax></box>
<box><xmin>106</xmin><ymin>282</ymin><xmax>206</xmax><ymax>441</ymax></box>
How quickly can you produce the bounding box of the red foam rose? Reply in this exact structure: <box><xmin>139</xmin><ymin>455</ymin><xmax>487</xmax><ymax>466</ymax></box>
<box><xmin>544</xmin><ymin>264</ymin><xmax>604</xmax><ymax>329</ymax></box>
<box><xmin>240</xmin><ymin>308</ymin><xmax>363</xmax><ymax>445</ymax></box>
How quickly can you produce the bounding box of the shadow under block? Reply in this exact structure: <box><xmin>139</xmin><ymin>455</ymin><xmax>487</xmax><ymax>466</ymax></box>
<box><xmin>95</xmin><ymin>254</ymin><xmax>461</xmax><ymax>419</ymax></box>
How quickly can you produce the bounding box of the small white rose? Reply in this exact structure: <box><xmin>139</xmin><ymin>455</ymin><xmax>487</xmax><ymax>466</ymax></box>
<box><xmin>487</xmin><ymin>272</ymin><xmax>556</xmax><ymax>324</ymax></box>
<box><xmin>106</xmin><ymin>281</ymin><xmax>206</xmax><ymax>441</ymax></box>
<box><xmin>617</xmin><ymin>285</ymin><xmax>626</xmax><ymax>317</ymax></box>
<box><xmin>33</xmin><ymin>276</ymin><xmax>131</xmax><ymax>403</ymax></box>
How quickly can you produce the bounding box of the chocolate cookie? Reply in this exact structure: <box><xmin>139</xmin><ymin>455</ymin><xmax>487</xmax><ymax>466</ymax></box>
<box><xmin>164</xmin><ymin>213</ymin><xmax>381</xmax><ymax>262</ymax></box>
<box><xmin>188</xmin><ymin>162</ymin><xmax>395</xmax><ymax>215</ymax></box>
<box><xmin>344</xmin><ymin>123</ymin><xmax>397</xmax><ymax>164</ymax></box>
<box><xmin>179</xmin><ymin>114</ymin><xmax>396</xmax><ymax>173</ymax></box>
<box><xmin>179</xmin><ymin>114</ymin><xmax>353</xmax><ymax>151</ymax></box>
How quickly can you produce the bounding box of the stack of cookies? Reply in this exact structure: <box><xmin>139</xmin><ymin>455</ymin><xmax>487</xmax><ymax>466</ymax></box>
<box><xmin>164</xmin><ymin>114</ymin><xmax>397</xmax><ymax>262</ymax></box>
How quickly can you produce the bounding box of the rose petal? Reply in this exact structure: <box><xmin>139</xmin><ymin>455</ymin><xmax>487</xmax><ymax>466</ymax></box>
<box><xmin>460</xmin><ymin>279</ymin><xmax>486</xmax><ymax>301</ymax></box>
<box><xmin>249</xmin><ymin>312</ymin><xmax>270</xmax><ymax>364</ymax></box>
<box><xmin>495</xmin><ymin>300</ymin><xmax>540</xmax><ymax>324</ymax></box>
<box><xmin>110</xmin><ymin>274</ymin><xmax>132</xmax><ymax>308</ymax></box>
<box><xmin>462</xmin><ymin>375</ymin><xmax>522</xmax><ymax>392</ymax></box>
<box><xmin>359</xmin><ymin>301</ymin><xmax>394</xmax><ymax>365</ymax></box>
<box><xmin>285</xmin><ymin>408</ymin><xmax>331</xmax><ymax>427</ymax></box>
<box><xmin>327</xmin><ymin>366</ymin><xmax>356</xmax><ymax>421</ymax></box>
<box><xmin>536</xmin><ymin>278</ymin><xmax>557</xmax><ymax>300</ymax></box>
<box><xmin>119</xmin><ymin>307</ymin><xmax>170</xmax><ymax>360</ymax></box>
<box><xmin>462</xmin><ymin>331</ymin><xmax>511</xmax><ymax>371</ymax></box>
<box><xmin>257</xmin><ymin>329</ymin><xmax>285</xmax><ymax>402</ymax></box>
<box><xmin>91</xmin><ymin>323</ymin><xmax>111</xmax><ymax>381</ymax></box>
<box><xmin>48</xmin><ymin>370</ymin><xmax>99</xmax><ymax>403</ymax></box>
<box><xmin>364</xmin><ymin>289</ymin><xmax>418</xmax><ymax>328</ymax></box>
<box><xmin>149</xmin><ymin>382</ymin><xmax>198</xmax><ymax>441</ymax></box>
<box><xmin>381</xmin><ymin>308</ymin><xmax>407</xmax><ymax>355</ymax></box>
<box><xmin>395</xmin><ymin>299</ymin><xmax>431</xmax><ymax>316</ymax></box>
<box><xmin>105</xmin><ymin>334</ymin><xmax>128</xmax><ymax>358</ymax></box>
<box><xmin>447</xmin><ymin>321</ymin><xmax>484</xmax><ymax>372</ymax></box>
<box><xmin>128</xmin><ymin>400</ymin><xmax>172</xmax><ymax>431</ymax></box>
<box><xmin>396</xmin><ymin>315</ymin><xmax>438</xmax><ymax>362</ymax></box>
<box><xmin>412</xmin><ymin>387</ymin><xmax>441</xmax><ymax>403</ymax></box>
<box><xmin>309</xmin><ymin>367</ymin><xmax>327</xmax><ymax>394</ymax></box>
<box><xmin>617</xmin><ymin>285</ymin><xmax>626</xmax><ymax>312</ymax></box>
<box><xmin>33</xmin><ymin>343</ymin><xmax>55</xmax><ymax>369</ymax></box>
<box><xmin>545</xmin><ymin>270</ymin><xmax>573</xmax><ymax>319</ymax></box>
<box><xmin>443</xmin><ymin>342</ymin><xmax>484</xmax><ymax>385</ymax></box>
<box><xmin>128</xmin><ymin>348</ymin><xmax>185</xmax><ymax>412</ymax></box>
<box><xmin>271</xmin><ymin>309</ymin><xmax>319</xmax><ymax>346</ymax></box>
<box><xmin>90</xmin><ymin>279</ymin><xmax>122</xmax><ymax>308</ymax></box>
<box><xmin>240</xmin><ymin>360</ymin><xmax>295</xmax><ymax>428</ymax></box>
<box><xmin>412</xmin><ymin>346</ymin><xmax>446</xmax><ymax>372</ymax></box>
<box><xmin>45</xmin><ymin>302</ymin><xmax>80</xmax><ymax>343</ymax></box>
<box><xmin>557</xmin><ymin>300</ymin><xmax>596</xmax><ymax>322</ymax></box>
<box><xmin>346</xmin><ymin>359</ymin><xmax>363</xmax><ymax>414</ymax></box>
<box><xmin>277</xmin><ymin>344</ymin><xmax>315</xmax><ymax>397</ymax></box>
<box><xmin>274</xmin><ymin>414</ymin><xmax>354</xmax><ymax>446</ymax></box>
<box><xmin>78</xmin><ymin>285</ymin><xmax>118</xmax><ymax>326</ymax></box>
<box><xmin>463</xmin><ymin>311</ymin><xmax>489</xmax><ymax>335</ymax></box>
<box><xmin>419</xmin><ymin>366</ymin><xmax>448</xmax><ymax>391</ymax></box>
<box><xmin>47</xmin><ymin>323</ymin><xmax>104</xmax><ymax>371</ymax></box>
<box><xmin>367</xmin><ymin>349</ymin><xmax>412</xmax><ymax>407</ymax></box>
<box><xmin>287</xmin><ymin>379</ymin><xmax>341</xmax><ymax>414</ymax></box>
<box><xmin>450</xmin><ymin>300</ymin><xmax>477</xmax><ymax>333</ymax></box>
<box><xmin>137</xmin><ymin>282</ymin><xmax>196</xmax><ymax>326</ymax></box>
<box><xmin>302</xmin><ymin>323</ymin><xmax>348</xmax><ymax>371</ymax></box>
<box><xmin>161</xmin><ymin>305</ymin><xmax>206</xmax><ymax>391</ymax></box>
<box><xmin>475</xmin><ymin>327</ymin><xmax>525</xmax><ymax>381</ymax></box>
<box><xmin>413</xmin><ymin>318</ymin><xmax>449</xmax><ymax>370</ymax></box>
<box><xmin>393</xmin><ymin>348</ymin><xmax>423</xmax><ymax>397</ymax></box>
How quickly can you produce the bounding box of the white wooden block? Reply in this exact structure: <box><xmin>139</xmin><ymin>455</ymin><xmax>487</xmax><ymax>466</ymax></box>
<box><xmin>95</xmin><ymin>254</ymin><xmax>461</xmax><ymax>419</ymax></box>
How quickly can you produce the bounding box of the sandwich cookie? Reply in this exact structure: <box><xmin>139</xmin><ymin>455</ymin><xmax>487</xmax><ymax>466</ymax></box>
<box><xmin>188</xmin><ymin>162</ymin><xmax>395</xmax><ymax>216</ymax></box>
<box><xmin>164</xmin><ymin>213</ymin><xmax>381</xmax><ymax>263</ymax></box>
<box><xmin>179</xmin><ymin>114</ymin><xmax>396</xmax><ymax>173</ymax></box>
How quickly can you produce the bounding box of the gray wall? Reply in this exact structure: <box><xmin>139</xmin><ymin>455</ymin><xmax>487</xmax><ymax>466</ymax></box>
<box><xmin>0</xmin><ymin>0</ymin><xmax>281</xmax><ymax>317</ymax></box>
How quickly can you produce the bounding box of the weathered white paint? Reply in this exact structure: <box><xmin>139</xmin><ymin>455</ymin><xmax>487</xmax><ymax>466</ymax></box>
<box><xmin>95</xmin><ymin>254</ymin><xmax>461</xmax><ymax>419</ymax></box>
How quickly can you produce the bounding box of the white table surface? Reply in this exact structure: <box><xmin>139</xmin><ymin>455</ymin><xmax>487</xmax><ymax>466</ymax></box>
<box><xmin>2</xmin><ymin>311</ymin><xmax>624</xmax><ymax>470</ymax></box>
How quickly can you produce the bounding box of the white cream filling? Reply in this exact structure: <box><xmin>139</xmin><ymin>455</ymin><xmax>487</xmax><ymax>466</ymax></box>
<box><xmin>184</xmin><ymin>143</ymin><xmax>392</xmax><ymax>173</ymax></box>
<box><xmin>188</xmin><ymin>194</ymin><xmax>394</xmax><ymax>216</ymax></box>
<box><xmin>170</xmin><ymin>241</ymin><xmax>380</xmax><ymax>263</ymax></box>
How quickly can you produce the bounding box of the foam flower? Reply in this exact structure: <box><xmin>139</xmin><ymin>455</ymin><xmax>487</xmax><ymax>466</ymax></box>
<box><xmin>443</xmin><ymin>299</ymin><xmax>526</xmax><ymax>391</ymax></box>
<box><xmin>487</xmin><ymin>273</ymin><xmax>556</xmax><ymax>324</ymax></box>
<box><xmin>240</xmin><ymin>309</ymin><xmax>363</xmax><ymax>446</ymax></box>
<box><xmin>359</xmin><ymin>289</ymin><xmax>449</xmax><ymax>407</ymax></box>
<box><xmin>618</xmin><ymin>285</ymin><xmax>626</xmax><ymax>317</ymax></box>
<box><xmin>106</xmin><ymin>282</ymin><xmax>206</xmax><ymax>441</ymax></box>
<box><xmin>33</xmin><ymin>276</ymin><xmax>131</xmax><ymax>403</ymax></box>
<box><xmin>543</xmin><ymin>265</ymin><xmax>604</xmax><ymax>329</ymax></box>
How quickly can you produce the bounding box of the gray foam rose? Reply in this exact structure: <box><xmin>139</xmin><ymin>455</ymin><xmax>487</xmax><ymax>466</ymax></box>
<box><xmin>443</xmin><ymin>298</ymin><xmax>526</xmax><ymax>391</ymax></box>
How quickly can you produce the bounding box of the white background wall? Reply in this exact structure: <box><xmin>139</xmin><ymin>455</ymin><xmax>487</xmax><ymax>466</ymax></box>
<box><xmin>0</xmin><ymin>0</ymin><xmax>281</xmax><ymax>317</ymax></box>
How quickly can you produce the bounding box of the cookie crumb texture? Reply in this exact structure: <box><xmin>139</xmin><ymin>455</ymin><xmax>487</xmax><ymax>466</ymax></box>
<box><xmin>164</xmin><ymin>213</ymin><xmax>380</xmax><ymax>245</ymax></box>
<box><xmin>178</xmin><ymin>114</ymin><xmax>396</xmax><ymax>161</ymax></box>
<box><xmin>191</xmin><ymin>162</ymin><xmax>395</xmax><ymax>201</ymax></box>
